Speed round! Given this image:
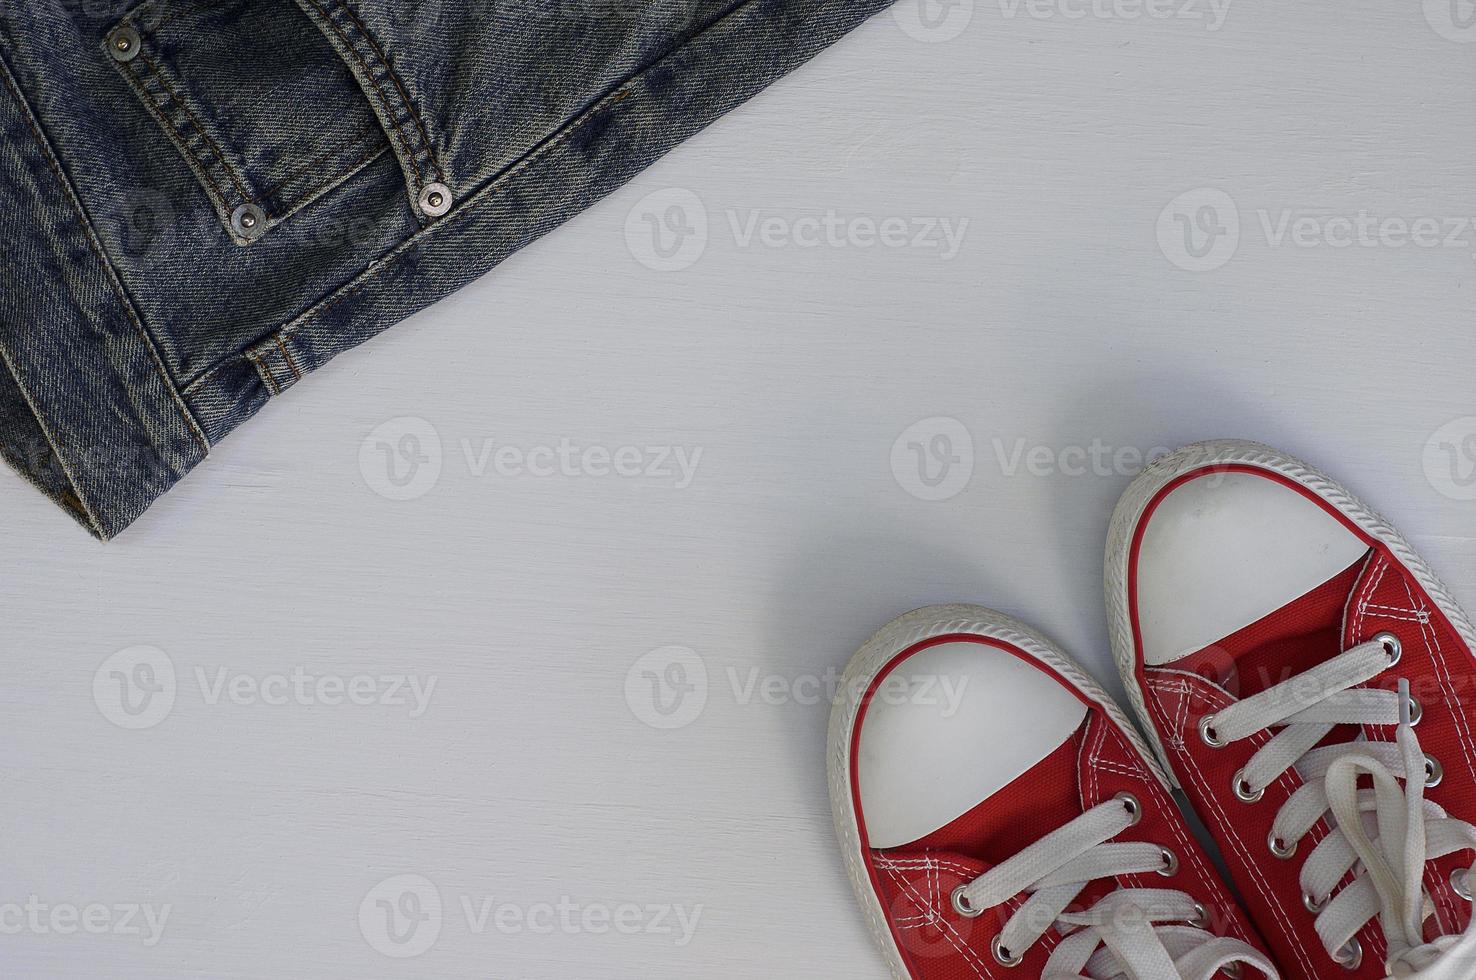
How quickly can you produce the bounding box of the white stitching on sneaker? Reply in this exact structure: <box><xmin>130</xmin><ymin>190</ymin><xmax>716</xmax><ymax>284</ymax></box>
<box><xmin>1201</xmin><ymin>637</ymin><xmax>1476</xmax><ymax>976</ymax></box>
<box><xmin>1394</xmin><ymin>575</ymin><xmax>1476</xmax><ymax>784</ymax></box>
<box><xmin>950</xmin><ymin>795</ymin><xmax>1276</xmax><ymax>978</ymax></box>
<box><xmin>1094</xmin><ymin>721</ymin><xmax>1260</xmax><ymax>950</ymax></box>
<box><xmin>1147</xmin><ymin>674</ymin><xmax>1321</xmax><ymax>978</ymax></box>
<box><xmin>876</xmin><ymin>862</ymin><xmax>994</xmax><ymax>978</ymax></box>
<box><xmin>1356</xmin><ymin>560</ymin><xmax>1476</xmax><ymax>785</ymax></box>
<box><xmin>1350</xmin><ymin>571</ymin><xmax>1466</xmax><ymax>942</ymax></box>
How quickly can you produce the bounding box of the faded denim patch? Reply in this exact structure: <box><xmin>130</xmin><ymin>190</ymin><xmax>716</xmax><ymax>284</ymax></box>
<box><xmin>0</xmin><ymin>0</ymin><xmax>894</xmax><ymax>538</ymax></box>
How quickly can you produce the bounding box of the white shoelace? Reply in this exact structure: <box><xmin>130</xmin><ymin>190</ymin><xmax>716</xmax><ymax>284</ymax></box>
<box><xmin>1200</xmin><ymin>635</ymin><xmax>1476</xmax><ymax>978</ymax></box>
<box><xmin>950</xmin><ymin>794</ymin><xmax>1277</xmax><ymax>979</ymax></box>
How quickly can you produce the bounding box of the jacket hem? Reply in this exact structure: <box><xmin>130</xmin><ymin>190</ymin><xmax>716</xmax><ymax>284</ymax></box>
<box><xmin>0</xmin><ymin>50</ymin><xmax>209</xmax><ymax>540</ymax></box>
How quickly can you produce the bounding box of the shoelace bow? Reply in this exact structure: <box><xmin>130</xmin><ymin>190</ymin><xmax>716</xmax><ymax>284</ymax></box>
<box><xmin>950</xmin><ymin>794</ymin><xmax>1277</xmax><ymax>979</ymax></box>
<box><xmin>1200</xmin><ymin>635</ymin><xmax>1476</xmax><ymax>977</ymax></box>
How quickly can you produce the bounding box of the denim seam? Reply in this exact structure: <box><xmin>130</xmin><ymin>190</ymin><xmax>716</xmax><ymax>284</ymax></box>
<box><xmin>0</xmin><ymin>441</ymin><xmax>89</xmax><ymax>526</ymax></box>
<box><xmin>247</xmin><ymin>348</ymin><xmax>281</xmax><ymax>396</ymax></box>
<box><xmin>0</xmin><ymin>345</ymin><xmax>99</xmax><ymax>532</ymax></box>
<box><xmin>113</xmin><ymin>4</ymin><xmax>399</xmax><ymax>243</ymax></box>
<box><xmin>180</xmin><ymin>67</ymin><xmax>628</xmax><ymax>398</ymax></box>
<box><xmin>243</xmin><ymin>322</ymin><xmax>313</xmax><ymax>394</ymax></box>
<box><xmin>334</xmin><ymin>0</ymin><xmax>444</xmax><ymax>184</ymax></box>
<box><xmin>264</xmin><ymin>145</ymin><xmax>392</xmax><ymax>237</ymax></box>
<box><xmin>254</xmin><ymin>125</ymin><xmax>382</xmax><ymax>202</ymax></box>
<box><xmin>0</xmin><ymin>50</ymin><xmax>209</xmax><ymax>454</ymax></box>
<box><xmin>299</xmin><ymin>0</ymin><xmax>415</xmax><ymax>179</ymax></box>
<box><xmin>265</xmin><ymin>83</ymin><xmax>638</xmax><ymax>352</ymax></box>
<box><xmin>131</xmin><ymin>48</ymin><xmax>253</xmax><ymax>207</ymax></box>
<box><xmin>297</xmin><ymin>0</ymin><xmax>444</xmax><ymax>199</ymax></box>
<box><xmin>255</xmin><ymin>0</ymin><xmax>776</xmax><ymax>352</ymax></box>
<box><xmin>274</xmin><ymin>335</ymin><xmax>304</xmax><ymax>383</ymax></box>
<box><xmin>180</xmin><ymin>0</ymin><xmax>823</xmax><ymax>398</ymax></box>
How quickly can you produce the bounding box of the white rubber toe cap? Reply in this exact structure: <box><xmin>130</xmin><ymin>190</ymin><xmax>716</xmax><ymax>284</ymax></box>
<box><xmin>1134</xmin><ymin>470</ymin><xmax>1368</xmax><ymax>666</ymax></box>
<box><xmin>856</xmin><ymin>640</ymin><xmax>1088</xmax><ymax>849</ymax></box>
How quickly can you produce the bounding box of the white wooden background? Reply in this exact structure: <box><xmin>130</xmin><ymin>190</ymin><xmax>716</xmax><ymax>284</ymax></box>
<box><xmin>6</xmin><ymin>3</ymin><xmax>1476</xmax><ymax>976</ymax></box>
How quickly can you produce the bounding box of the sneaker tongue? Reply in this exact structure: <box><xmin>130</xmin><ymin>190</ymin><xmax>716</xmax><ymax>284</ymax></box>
<box><xmin>876</xmin><ymin>716</ymin><xmax>1122</xmax><ymax>918</ymax></box>
<box><xmin>888</xmin><ymin>720</ymin><xmax>1086</xmax><ymax>863</ymax></box>
<box><xmin>1170</xmin><ymin>555</ymin><xmax>1368</xmax><ymax>699</ymax></box>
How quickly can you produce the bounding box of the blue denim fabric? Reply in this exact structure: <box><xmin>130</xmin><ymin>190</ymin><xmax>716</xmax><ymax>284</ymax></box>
<box><xmin>0</xmin><ymin>0</ymin><xmax>893</xmax><ymax>539</ymax></box>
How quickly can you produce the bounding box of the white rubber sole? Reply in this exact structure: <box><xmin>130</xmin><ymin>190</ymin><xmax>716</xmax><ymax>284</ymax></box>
<box><xmin>1104</xmin><ymin>438</ymin><xmax>1476</xmax><ymax>787</ymax></box>
<box><xmin>826</xmin><ymin>603</ymin><xmax>1172</xmax><ymax>979</ymax></box>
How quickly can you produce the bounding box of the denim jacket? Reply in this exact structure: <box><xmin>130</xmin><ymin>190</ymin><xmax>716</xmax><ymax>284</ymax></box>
<box><xmin>0</xmin><ymin>0</ymin><xmax>891</xmax><ymax>538</ymax></box>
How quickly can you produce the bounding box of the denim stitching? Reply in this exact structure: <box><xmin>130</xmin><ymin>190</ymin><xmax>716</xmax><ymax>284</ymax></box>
<box><xmin>252</xmin><ymin>125</ymin><xmax>382</xmax><ymax>202</ymax></box>
<box><xmin>337</xmin><ymin>0</ymin><xmax>444</xmax><ymax>183</ymax></box>
<box><xmin>270</xmin><ymin>87</ymin><xmax>635</xmax><ymax>346</ymax></box>
<box><xmin>299</xmin><ymin>0</ymin><xmax>440</xmax><ymax>193</ymax></box>
<box><xmin>0</xmin><ymin>345</ymin><xmax>100</xmax><ymax>530</ymax></box>
<box><xmin>131</xmin><ymin>49</ymin><xmax>254</xmax><ymax>208</ymax></box>
<box><xmin>118</xmin><ymin>9</ymin><xmax>400</xmax><ymax>238</ymax></box>
<box><xmin>247</xmin><ymin>349</ymin><xmax>281</xmax><ymax>396</ymax></box>
<box><xmin>274</xmin><ymin>336</ymin><xmax>303</xmax><ymax>381</ymax></box>
<box><xmin>0</xmin><ymin>51</ymin><xmax>208</xmax><ymax>452</ymax></box>
<box><xmin>181</xmin><ymin>0</ymin><xmax>773</xmax><ymax>395</ymax></box>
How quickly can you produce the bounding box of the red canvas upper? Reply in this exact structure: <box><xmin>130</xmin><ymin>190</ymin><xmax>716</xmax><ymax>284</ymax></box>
<box><xmin>852</xmin><ymin>638</ymin><xmax>1270</xmax><ymax>979</ymax></box>
<box><xmin>1129</xmin><ymin>476</ymin><xmax>1476</xmax><ymax>980</ymax></box>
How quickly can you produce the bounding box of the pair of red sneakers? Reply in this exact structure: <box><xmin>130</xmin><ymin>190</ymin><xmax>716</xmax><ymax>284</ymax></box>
<box><xmin>829</xmin><ymin>441</ymin><xmax>1476</xmax><ymax>980</ymax></box>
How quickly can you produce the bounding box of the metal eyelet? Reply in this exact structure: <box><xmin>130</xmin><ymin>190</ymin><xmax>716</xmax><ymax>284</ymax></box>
<box><xmin>230</xmin><ymin>203</ymin><xmax>268</xmax><ymax>243</ymax></box>
<box><xmin>1188</xmin><ymin>902</ymin><xmax>1211</xmax><ymax>929</ymax></box>
<box><xmin>1408</xmin><ymin>696</ymin><xmax>1423</xmax><ymax>727</ymax></box>
<box><xmin>1157</xmin><ymin>847</ymin><xmax>1180</xmax><ymax>877</ymax></box>
<box><xmin>1199</xmin><ymin>715</ymin><xmax>1226</xmax><ymax>748</ymax></box>
<box><xmin>1453</xmin><ymin>868</ymin><xmax>1473</xmax><ymax>902</ymax></box>
<box><xmin>1233</xmin><ymin>771</ymin><xmax>1264</xmax><ymax>803</ymax></box>
<box><xmin>1115</xmin><ymin>792</ymin><xmax>1143</xmax><ymax>827</ymax></box>
<box><xmin>1333</xmin><ymin>938</ymin><xmax>1363</xmax><ymax>971</ymax></box>
<box><xmin>1303</xmin><ymin>892</ymin><xmax>1328</xmax><ymax>914</ymax></box>
<box><xmin>1374</xmin><ymin>632</ymin><xmax>1402</xmax><ymax>666</ymax></box>
<box><xmin>1221</xmin><ymin>964</ymin><xmax>1244</xmax><ymax>980</ymax></box>
<box><xmin>107</xmin><ymin>25</ymin><xmax>141</xmax><ymax>63</ymax></box>
<box><xmin>1426</xmin><ymin>755</ymin><xmax>1445</xmax><ymax>789</ymax></box>
<box><xmin>992</xmin><ymin>935</ymin><xmax>1024</xmax><ymax>967</ymax></box>
<box><xmin>1268</xmin><ymin>832</ymin><xmax>1297</xmax><ymax>859</ymax></box>
<box><xmin>418</xmin><ymin>182</ymin><xmax>453</xmax><ymax>218</ymax></box>
<box><xmin>951</xmin><ymin>885</ymin><xmax>983</xmax><ymax>919</ymax></box>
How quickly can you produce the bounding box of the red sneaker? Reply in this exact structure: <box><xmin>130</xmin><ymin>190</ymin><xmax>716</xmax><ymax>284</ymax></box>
<box><xmin>1107</xmin><ymin>441</ymin><xmax>1476</xmax><ymax>979</ymax></box>
<box><xmin>829</xmin><ymin>604</ymin><xmax>1276</xmax><ymax>980</ymax></box>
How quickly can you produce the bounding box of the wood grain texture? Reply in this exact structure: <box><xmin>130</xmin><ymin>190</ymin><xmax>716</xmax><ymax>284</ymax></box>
<box><xmin>5</xmin><ymin>4</ymin><xmax>1476</xmax><ymax>976</ymax></box>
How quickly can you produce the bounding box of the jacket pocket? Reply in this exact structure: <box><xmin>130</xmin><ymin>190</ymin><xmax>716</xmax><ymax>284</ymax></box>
<box><xmin>288</xmin><ymin>0</ymin><xmax>451</xmax><ymax>224</ymax></box>
<box><xmin>104</xmin><ymin>0</ymin><xmax>390</xmax><ymax>245</ymax></box>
